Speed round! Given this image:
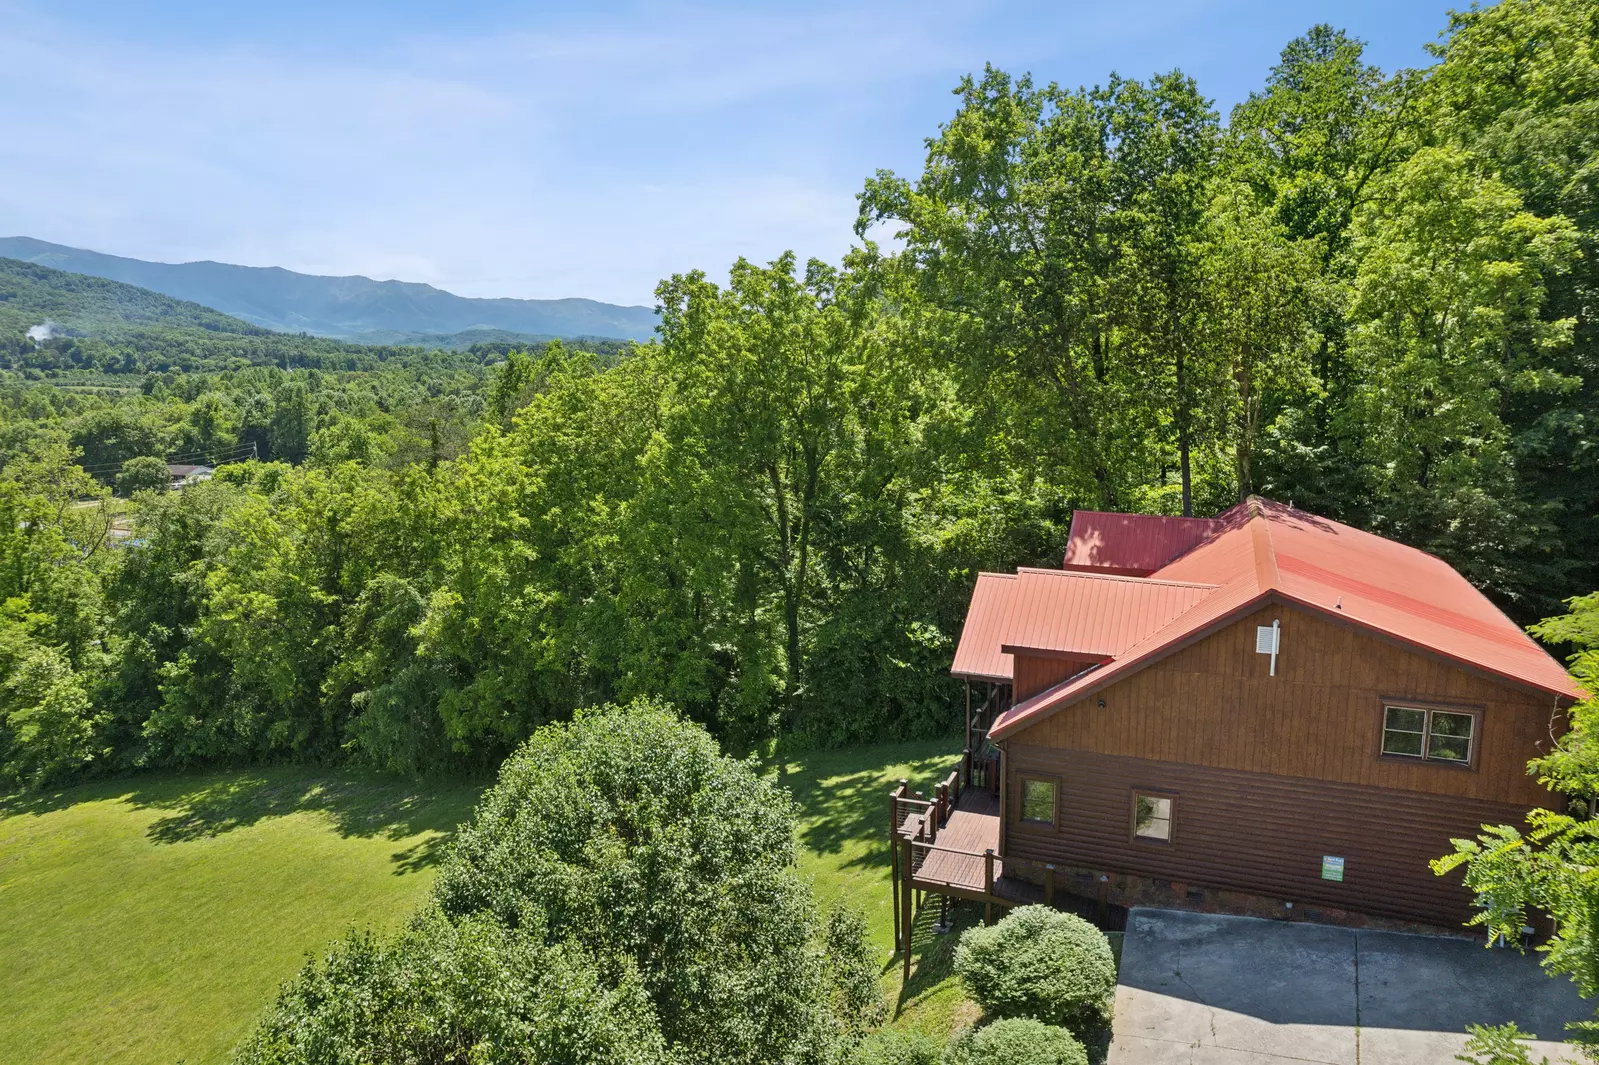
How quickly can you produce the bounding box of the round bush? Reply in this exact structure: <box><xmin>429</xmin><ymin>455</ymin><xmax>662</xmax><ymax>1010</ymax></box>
<box><xmin>853</xmin><ymin>1029</ymin><xmax>944</xmax><ymax>1065</ymax></box>
<box><xmin>952</xmin><ymin>905</ymin><xmax>1116</xmax><ymax>1031</ymax></box>
<box><xmin>943</xmin><ymin>1018</ymin><xmax>1089</xmax><ymax>1065</ymax></box>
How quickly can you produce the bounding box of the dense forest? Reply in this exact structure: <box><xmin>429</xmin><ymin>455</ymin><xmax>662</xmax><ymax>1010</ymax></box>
<box><xmin>1</xmin><ymin>0</ymin><xmax>1595</xmax><ymax>789</ymax></box>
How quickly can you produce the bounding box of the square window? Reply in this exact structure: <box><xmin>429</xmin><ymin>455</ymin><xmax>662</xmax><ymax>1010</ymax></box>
<box><xmin>1134</xmin><ymin>793</ymin><xmax>1172</xmax><ymax>842</ymax></box>
<box><xmin>1382</xmin><ymin>706</ymin><xmax>1426</xmax><ymax>758</ymax></box>
<box><xmin>1021</xmin><ymin>778</ymin><xmax>1056</xmax><ymax>824</ymax></box>
<box><xmin>1428</xmin><ymin>712</ymin><xmax>1474</xmax><ymax>764</ymax></box>
<box><xmin>1382</xmin><ymin>704</ymin><xmax>1475</xmax><ymax>765</ymax></box>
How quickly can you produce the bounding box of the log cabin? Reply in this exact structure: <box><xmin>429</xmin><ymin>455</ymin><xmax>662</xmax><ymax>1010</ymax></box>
<box><xmin>889</xmin><ymin>497</ymin><xmax>1582</xmax><ymax>957</ymax></box>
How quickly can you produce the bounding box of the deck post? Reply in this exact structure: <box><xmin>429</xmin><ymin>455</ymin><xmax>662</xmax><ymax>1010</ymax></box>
<box><xmin>1045</xmin><ymin>863</ymin><xmax>1056</xmax><ymax>907</ymax></box>
<box><xmin>964</xmin><ymin>678</ymin><xmax>972</xmax><ymax>754</ymax></box>
<box><xmin>901</xmin><ymin>837</ymin><xmax>914</xmax><ymax>983</ymax></box>
<box><xmin>983</xmin><ymin>848</ymin><xmax>995</xmax><ymax>925</ymax></box>
<box><xmin>889</xmin><ymin>788</ymin><xmax>901</xmax><ymax>951</ymax></box>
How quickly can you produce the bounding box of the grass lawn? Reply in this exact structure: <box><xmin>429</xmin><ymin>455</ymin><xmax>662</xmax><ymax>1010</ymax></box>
<box><xmin>782</xmin><ymin>738</ymin><xmax>986</xmax><ymax>1040</ymax></box>
<box><xmin>0</xmin><ymin>738</ymin><xmax>1108</xmax><ymax>1063</ymax></box>
<box><xmin>782</xmin><ymin>740</ymin><xmax>1123</xmax><ymax>1054</ymax></box>
<box><xmin>0</xmin><ymin>767</ymin><xmax>484</xmax><ymax>1065</ymax></box>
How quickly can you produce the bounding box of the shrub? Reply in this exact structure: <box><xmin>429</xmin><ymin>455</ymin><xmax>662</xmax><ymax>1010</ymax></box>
<box><xmin>943</xmin><ymin>1018</ymin><xmax>1089</xmax><ymax>1065</ymax></box>
<box><xmin>852</xmin><ymin>1029</ymin><xmax>944</xmax><ymax>1065</ymax></box>
<box><xmin>953</xmin><ymin>905</ymin><xmax>1115</xmax><ymax>1032</ymax></box>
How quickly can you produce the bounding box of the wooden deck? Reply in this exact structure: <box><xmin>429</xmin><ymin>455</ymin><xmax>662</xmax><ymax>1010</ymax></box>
<box><xmin>888</xmin><ymin>760</ymin><xmax>1126</xmax><ymax>982</ymax></box>
<box><xmin>905</xmin><ymin>787</ymin><xmax>1000</xmax><ymax>896</ymax></box>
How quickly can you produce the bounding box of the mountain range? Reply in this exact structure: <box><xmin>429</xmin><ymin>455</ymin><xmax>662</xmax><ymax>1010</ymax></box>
<box><xmin>0</xmin><ymin>237</ymin><xmax>658</xmax><ymax>343</ymax></box>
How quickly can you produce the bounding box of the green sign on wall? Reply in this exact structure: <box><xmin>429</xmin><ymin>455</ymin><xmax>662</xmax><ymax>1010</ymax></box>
<box><xmin>1321</xmin><ymin>856</ymin><xmax>1345</xmax><ymax>882</ymax></box>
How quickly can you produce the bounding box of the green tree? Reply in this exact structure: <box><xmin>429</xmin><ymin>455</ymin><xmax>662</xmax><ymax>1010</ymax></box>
<box><xmin>858</xmin><ymin>67</ymin><xmax>1146</xmax><ymax>510</ymax></box>
<box><xmin>1345</xmin><ymin>146</ymin><xmax>1577</xmax><ymax>601</ymax></box>
<box><xmin>0</xmin><ymin>643</ymin><xmax>102</xmax><ymax>788</ymax></box>
<box><xmin>269</xmin><ymin>379</ymin><xmax>312</xmax><ymax>463</ymax></box>
<box><xmin>1114</xmin><ymin>72</ymin><xmax>1221</xmax><ymax>515</ymax></box>
<box><xmin>1197</xmin><ymin>184</ymin><xmax>1323</xmax><ymax>502</ymax></box>
<box><xmin>1425</xmin><ymin>0</ymin><xmax>1599</xmax><ymax>616</ymax></box>
<box><xmin>240</xmin><ymin>701</ymin><xmax>868</xmax><ymax>1065</ymax></box>
<box><xmin>235</xmin><ymin>911</ymin><xmax>669</xmax><ymax>1065</ymax></box>
<box><xmin>1434</xmin><ymin>592</ymin><xmax>1599</xmax><ymax>1048</ymax></box>
<box><xmin>115</xmin><ymin>455</ymin><xmax>170</xmax><ymax>496</ymax></box>
<box><xmin>1226</xmin><ymin>25</ymin><xmax>1417</xmax><ymax>523</ymax></box>
<box><xmin>68</xmin><ymin>406</ymin><xmax>168</xmax><ymax>475</ymax></box>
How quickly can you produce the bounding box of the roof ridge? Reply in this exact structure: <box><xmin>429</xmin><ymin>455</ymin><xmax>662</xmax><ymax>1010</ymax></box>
<box><xmin>1067</xmin><ymin>509</ymin><xmax>1220</xmax><ymax>522</ymax></box>
<box><xmin>1247</xmin><ymin>499</ymin><xmax>1281</xmax><ymax>591</ymax></box>
<box><xmin>1016</xmin><ymin>567</ymin><xmax>1219</xmax><ymax>590</ymax></box>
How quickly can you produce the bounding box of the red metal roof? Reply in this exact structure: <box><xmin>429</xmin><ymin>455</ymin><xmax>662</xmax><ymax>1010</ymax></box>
<box><xmin>951</xmin><ymin>573</ymin><xmax>1017</xmax><ymax>681</ymax></box>
<box><xmin>1000</xmin><ymin>569</ymin><xmax>1214</xmax><ymax>659</ymax></box>
<box><xmin>1063</xmin><ymin>511</ymin><xmax>1221</xmax><ymax>577</ymax></box>
<box><xmin>986</xmin><ymin>497</ymin><xmax>1583</xmax><ymax>740</ymax></box>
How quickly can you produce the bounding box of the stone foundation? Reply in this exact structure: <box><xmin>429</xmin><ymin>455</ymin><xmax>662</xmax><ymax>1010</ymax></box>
<box><xmin>1036</xmin><ymin>863</ymin><xmax>1475</xmax><ymax>939</ymax></box>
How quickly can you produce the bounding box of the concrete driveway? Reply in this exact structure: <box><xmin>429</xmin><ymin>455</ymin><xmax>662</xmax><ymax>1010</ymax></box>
<box><xmin>1110</xmin><ymin>909</ymin><xmax>1590</xmax><ymax>1065</ymax></box>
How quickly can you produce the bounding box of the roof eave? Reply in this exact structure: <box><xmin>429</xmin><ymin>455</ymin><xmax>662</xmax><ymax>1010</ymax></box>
<box><xmin>990</xmin><ymin>589</ymin><xmax>1584</xmax><ymax>741</ymax></box>
<box><xmin>951</xmin><ymin>669</ymin><xmax>1013</xmax><ymax>683</ymax></box>
<box><xmin>998</xmin><ymin>644</ymin><xmax>1114</xmax><ymax>663</ymax></box>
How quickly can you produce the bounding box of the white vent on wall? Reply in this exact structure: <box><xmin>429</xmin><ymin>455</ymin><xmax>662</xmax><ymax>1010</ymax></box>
<box><xmin>1256</xmin><ymin>620</ymin><xmax>1281</xmax><ymax>676</ymax></box>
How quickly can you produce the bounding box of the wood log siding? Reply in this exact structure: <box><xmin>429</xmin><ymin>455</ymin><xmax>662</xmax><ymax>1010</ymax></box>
<box><xmin>1003</xmin><ymin>743</ymin><xmax>1531</xmax><ymax>927</ymax></box>
<box><xmin>1007</xmin><ymin>602</ymin><xmax>1564</xmax><ymax>808</ymax></box>
<box><xmin>1013</xmin><ymin>653</ymin><xmax>1099</xmax><ymax>702</ymax></box>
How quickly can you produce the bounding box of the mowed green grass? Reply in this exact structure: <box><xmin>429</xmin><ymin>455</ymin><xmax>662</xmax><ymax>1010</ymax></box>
<box><xmin>0</xmin><ymin>768</ymin><xmax>485</xmax><ymax>1065</ymax></box>
<box><xmin>0</xmin><ymin>739</ymin><xmax>980</xmax><ymax>1065</ymax></box>
<box><xmin>782</xmin><ymin>739</ymin><xmax>985</xmax><ymax>1039</ymax></box>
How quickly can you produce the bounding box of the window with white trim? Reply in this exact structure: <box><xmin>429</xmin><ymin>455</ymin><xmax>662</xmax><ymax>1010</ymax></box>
<box><xmin>1381</xmin><ymin>705</ymin><xmax>1476</xmax><ymax>765</ymax></box>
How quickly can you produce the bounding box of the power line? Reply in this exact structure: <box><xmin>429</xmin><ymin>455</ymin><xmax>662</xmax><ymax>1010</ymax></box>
<box><xmin>77</xmin><ymin>442</ymin><xmax>260</xmax><ymax>477</ymax></box>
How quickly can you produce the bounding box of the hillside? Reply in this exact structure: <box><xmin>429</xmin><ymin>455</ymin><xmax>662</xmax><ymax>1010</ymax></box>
<box><xmin>0</xmin><ymin>237</ymin><xmax>658</xmax><ymax>342</ymax></box>
<box><xmin>0</xmin><ymin>257</ymin><xmax>266</xmax><ymax>339</ymax></box>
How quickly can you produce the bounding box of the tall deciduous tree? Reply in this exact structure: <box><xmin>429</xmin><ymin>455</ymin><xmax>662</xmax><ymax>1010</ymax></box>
<box><xmin>1197</xmin><ymin>184</ymin><xmax>1322</xmax><ymax>502</ymax></box>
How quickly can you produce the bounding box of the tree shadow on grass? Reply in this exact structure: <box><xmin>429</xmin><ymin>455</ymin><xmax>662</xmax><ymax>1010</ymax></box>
<box><xmin>1</xmin><ymin>766</ymin><xmax>487</xmax><ymax>875</ymax></box>
<box><xmin>783</xmin><ymin>739</ymin><xmax>959</xmax><ymax>873</ymax></box>
<box><xmin>895</xmin><ymin>897</ymin><xmax>982</xmax><ymax>1017</ymax></box>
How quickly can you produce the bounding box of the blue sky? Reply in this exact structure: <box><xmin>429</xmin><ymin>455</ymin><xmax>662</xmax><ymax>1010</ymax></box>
<box><xmin>2</xmin><ymin>1</ymin><xmax>1452</xmax><ymax>307</ymax></box>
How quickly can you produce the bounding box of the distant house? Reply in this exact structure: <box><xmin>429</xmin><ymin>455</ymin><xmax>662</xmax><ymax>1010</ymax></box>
<box><xmin>891</xmin><ymin>497</ymin><xmax>1582</xmax><ymax>945</ymax></box>
<box><xmin>166</xmin><ymin>463</ymin><xmax>214</xmax><ymax>489</ymax></box>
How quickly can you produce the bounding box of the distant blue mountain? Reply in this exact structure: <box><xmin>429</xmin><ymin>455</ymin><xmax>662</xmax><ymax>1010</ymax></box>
<box><xmin>0</xmin><ymin>236</ymin><xmax>658</xmax><ymax>343</ymax></box>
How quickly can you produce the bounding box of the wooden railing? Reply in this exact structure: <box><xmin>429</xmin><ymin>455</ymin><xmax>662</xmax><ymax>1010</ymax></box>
<box><xmin>906</xmin><ymin>838</ymin><xmax>993</xmax><ymax>890</ymax></box>
<box><xmin>962</xmin><ymin>744</ymin><xmax>1000</xmax><ymax>794</ymax></box>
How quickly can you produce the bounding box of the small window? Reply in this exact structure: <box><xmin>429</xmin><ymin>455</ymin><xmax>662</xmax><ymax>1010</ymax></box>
<box><xmin>1021</xmin><ymin>778</ymin><xmax>1057</xmax><ymax>825</ymax></box>
<box><xmin>1133</xmin><ymin>792</ymin><xmax>1173</xmax><ymax>842</ymax></box>
<box><xmin>1382</xmin><ymin>705</ymin><xmax>1475</xmax><ymax>765</ymax></box>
